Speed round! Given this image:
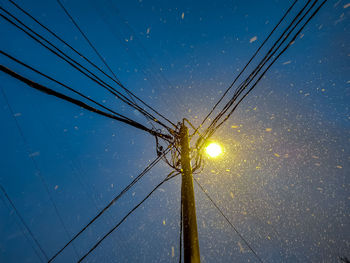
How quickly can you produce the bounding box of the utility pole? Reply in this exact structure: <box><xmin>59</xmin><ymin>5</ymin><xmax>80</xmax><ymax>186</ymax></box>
<box><xmin>180</xmin><ymin>121</ymin><xmax>200</xmax><ymax>263</ymax></box>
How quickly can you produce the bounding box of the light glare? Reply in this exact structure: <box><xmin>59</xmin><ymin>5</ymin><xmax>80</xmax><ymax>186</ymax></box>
<box><xmin>205</xmin><ymin>143</ymin><xmax>222</xmax><ymax>158</ymax></box>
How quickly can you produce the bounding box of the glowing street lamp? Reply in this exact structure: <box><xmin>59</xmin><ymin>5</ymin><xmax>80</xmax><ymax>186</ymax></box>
<box><xmin>205</xmin><ymin>142</ymin><xmax>223</xmax><ymax>158</ymax></box>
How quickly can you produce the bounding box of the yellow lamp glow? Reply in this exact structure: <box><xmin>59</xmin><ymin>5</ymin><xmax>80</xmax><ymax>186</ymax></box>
<box><xmin>205</xmin><ymin>142</ymin><xmax>223</xmax><ymax>158</ymax></box>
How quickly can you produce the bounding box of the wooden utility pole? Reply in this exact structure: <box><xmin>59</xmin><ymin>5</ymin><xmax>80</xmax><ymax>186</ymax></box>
<box><xmin>180</xmin><ymin>121</ymin><xmax>200</xmax><ymax>263</ymax></box>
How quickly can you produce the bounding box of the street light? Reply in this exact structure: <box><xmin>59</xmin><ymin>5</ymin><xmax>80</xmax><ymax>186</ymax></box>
<box><xmin>205</xmin><ymin>142</ymin><xmax>223</xmax><ymax>158</ymax></box>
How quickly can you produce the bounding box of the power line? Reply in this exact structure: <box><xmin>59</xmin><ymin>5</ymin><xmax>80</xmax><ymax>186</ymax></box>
<box><xmin>197</xmin><ymin>0</ymin><xmax>298</xmax><ymax>131</ymax></box>
<box><xmin>0</xmin><ymin>50</ymin><xmax>172</xmax><ymax>142</ymax></box>
<box><xmin>7</xmin><ymin>0</ymin><xmax>177</xmax><ymax>129</ymax></box>
<box><xmin>78</xmin><ymin>170</ymin><xmax>178</xmax><ymax>262</ymax></box>
<box><xmin>0</xmin><ymin>184</ymin><xmax>47</xmax><ymax>262</ymax></box>
<box><xmin>201</xmin><ymin>0</ymin><xmax>313</xmax><ymax>140</ymax></box>
<box><xmin>0</xmin><ymin>64</ymin><xmax>172</xmax><ymax>141</ymax></box>
<box><xmin>55</xmin><ymin>0</ymin><xmax>163</xmax><ymax>134</ymax></box>
<box><xmin>200</xmin><ymin>0</ymin><xmax>327</xmax><ymax>143</ymax></box>
<box><xmin>209</xmin><ymin>0</ymin><xmax>313</xmax><ymax>130</ymax></box>
<box><xmin>91</xmin><ymin>0</ymin><xmax>183</xmax><ymax>109</ymax></box>
<box><xmin>206</xmin><ymin>0</ymin><xmax>327</xmax><ymax>139</ymax></box>
<box><xmin>1</xmin><ymin>50</ymin><xmax>134</xmax><ymax>124</ymax></box>
<box><xmin>55</xmin><ymin>0</ymin><xmax>139</xmax><ymax>108</ymax></box>
<box><xmin>48</xmin><ymin>148</ymin><xmax>172</xmax><ymax>262</ymax></box>
<box><xmin>193</xmin><ymin>178</ymin><xmax>264</xmax><ymax>263</ymax></box>
<box><xmin>0</xmin><ymin>7</ymin><xmax>174</xmax><ymax>132</ymax></box>
<box><xmin>0</xmin><ymin>85</ymin><xmax>80</xmax><ymax>260</ymax></box>
<box><xmin>56</xmin><ymin>0</ymin><xmax>121</xmax><ymax>84</ymax></box>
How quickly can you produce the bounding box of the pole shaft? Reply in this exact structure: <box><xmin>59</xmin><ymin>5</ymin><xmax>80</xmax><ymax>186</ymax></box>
<box><xmin>180</xmin><ymin>122</ymin><xmax>200</xmax><ymax>263</ymax></box>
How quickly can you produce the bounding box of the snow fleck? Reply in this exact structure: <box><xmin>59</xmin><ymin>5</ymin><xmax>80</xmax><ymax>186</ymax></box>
<box><xmin>171</xmin><ymin>246</ymin><xmax>175</xmax><ymax>258</ymax></box>
<box><xmin>249</xmin><ymin>36</ymin><xmax>257</xmax><ymax>43</ymax></box>
<box><xmin>335</xmin><ymin>13</ymin><xmax>345</xmax><ymax>25</ymax></box>
<box><xmin>231</xmin><ymin>125</ymin><xmax>239</xmax><ymax>128</ymax></box>
<box><xmin>146</xmin><ymin>27</ymin><xmax>150</xmax><ymax>34</ymax></box>
<box><xmin>283</xmin><ymin>60</ymin><xmax>291</xmax><ymax>65</ymax></box>
<box><xmin>163</xmin><ymin>220</ymin><xmax>166</xmax><ymax>225</ymax></box>
<box><xmin>181</xmin><ymin>12</ymin><xmax>184</xmax><ymax>19</ymax></box>
<box><xmin>238</xmin><ymin>242</ymin><xmax>245</xmax><ymax>253</ymax></box>
<box><xmin>14</xmin><ymin>113</ymin><xmax>21</xmax><ymax>117</ymax></box>
<box><xmin>54</xmin><ymin>185</ymin><xmax>59</xmax><ymax>190</ymax></box>
<box><xmin>265</xmin><ymin>128</ymin><xmax>272</xmax><ymax>132</ymax></box>
<box><xmin>74</xmin><ymin>126</ymin><xmax>79</xmax><ymax>130</ymax></box>
<box><xmin>29</xmin><ymin>151</ymin><xmax>40</xmax><ymax>157</ymax></box>
<box><xmin>344</xmin><ymin>3</ymin><xmax>350</xmax><ymax>8</ymax></box>
<box><xmin>230</xmin><ymin>192</ymin><xmax>234</xmax><ymax>199</ymax></box>
<box><xmin>336</xmin><ymin>165</ymin><xmax>342</xmax><ymax>169</ymax></box>
<box><xmin>274</xmin><ymin>153</ymin><xmax>280</xmax><ymax>158</ymax></box>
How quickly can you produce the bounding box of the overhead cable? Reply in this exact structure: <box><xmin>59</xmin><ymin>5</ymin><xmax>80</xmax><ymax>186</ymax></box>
<box><xmin>0</xmin><ymin>85</ymin><xmax>80</xmax><ymax>260</ymax></box>
<box><xmin>203</xmin><ymin>0</ymin><xmax>313</xmax><ymax>138</ymax></box>
<box><xmin>197</xmin><ymin>0</ymin><xmax>298</xmax><ymax>132</ymax></box>
<box><xmin>7</xmin><ymin>0</ymin><xmax>177</xmax><ymax>129</ymax></box>
<box><xmin>202</xmin><ymin>0</ymin><xmax>313</xmax><ymax>140</ymax></box>
<box><xmin>0</xmin><ymin>184</ymin><xmax>48</xmax><ymax>262</ymax></box>
<box><xmin>0</xmin><ymin>65</ymin><xmax>172</xmax><ymax>140</ymax></box>
<box><xmin>194</xmin><ymin>178</ymin><xmax>264</xmax><ymax>263</ymax></box>
<box><xmin>200</xmin><ymin>0</ymin><xmax>327</xmax><ymax>143</ymax></box>
<box><xmin>48</xmin><ymin>148</ymin><xmax>172</xmax><ymax>262</ymax></box>
<box><xmin>78</xmin><ymin>171</ymin><xmax>179</xmax><ymax>262</ymax></box>
<box><xmin>0</xmin><ymin>7</ymin><xmax>174</xmax><ymax>132</ymax></box>
<box><xmin>206</xmin><ymin>0</ymin><xmax>327</xmax><ymax>139</ymax></box>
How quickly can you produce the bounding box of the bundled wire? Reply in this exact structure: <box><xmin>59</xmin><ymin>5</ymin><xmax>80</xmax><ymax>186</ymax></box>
<box><xmin>0</xmin><ymin>64</ymin><xmax>172</xmax><ymax>141</ymax></box>
<box><xmin>197</xmin><ymin>0</ymin><xmax>298</xmax><ymax>132</ymax></box>
<box><xmin>203</xmin><ymin>0</ymin><xmax>310</xmax><ymax>136</ymax></box>
<box><xmin>0</xmin><ymin>4</ymin><xmax>175</xmax><ymax>133</ymax></box>
<box><xmin>54</xmin><ymin>0</ymin><xmax>176</xmax><ymax>130</ymax></box>
<box><xmin>7</xmin><ymin>0</ymin><xmax>177</xmax><ymax>130</ymax></box>
<box><xmin>48</xmin><ymin>148</ymin><xmax>172</xmax><ymax>262</ymax></box>
<box><xmin>78</xmin><ymin>170</ymin><xmax>179</xmax><ymax>262</ymax></box>
<box><xmin>197</xmin><ymin>0</ymin><xmax>327</xmax><ymax>149</ymax></box>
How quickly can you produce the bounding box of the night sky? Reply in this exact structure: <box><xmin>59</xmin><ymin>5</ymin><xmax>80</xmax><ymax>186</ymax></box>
<box><xmin>0</xmin><ymin>0</ymin><xmax>349</xmax><ymax>262</ymax></box>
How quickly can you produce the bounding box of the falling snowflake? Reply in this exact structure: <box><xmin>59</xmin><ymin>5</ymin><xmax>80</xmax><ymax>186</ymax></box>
<box><xmin>249</xmin><ymin>36</ymin><xmax>257</xmax><ymax>43</ymax></box>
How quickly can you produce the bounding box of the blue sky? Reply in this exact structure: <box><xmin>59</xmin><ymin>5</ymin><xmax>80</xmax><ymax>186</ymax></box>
<box><xmin>0</xmin><ymin>0</ymin><xmax>349</xmax><ymax>262</ymax></box>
